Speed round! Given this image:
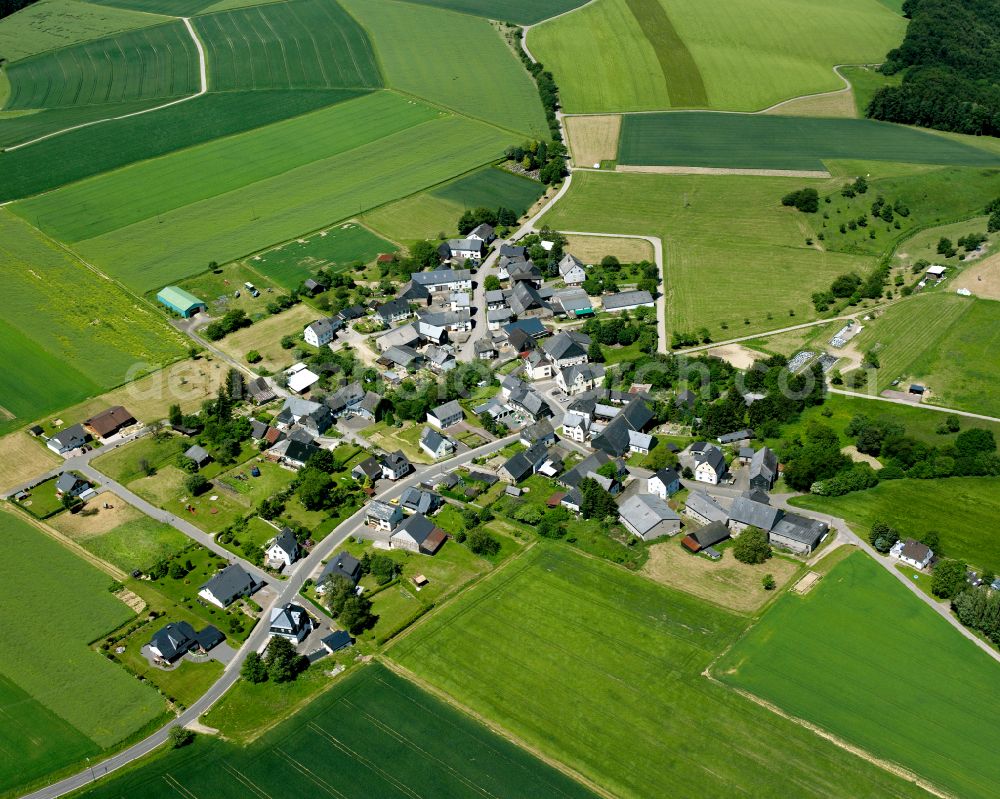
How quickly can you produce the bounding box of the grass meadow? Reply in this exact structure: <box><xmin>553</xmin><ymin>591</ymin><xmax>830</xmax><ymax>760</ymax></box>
<box><xmin>0</xmin><ymin>210</ymin><xmax>186</xmax><ymax>433</ymax></box>
<box><xmin>78</xmin><ymin>663</ymin><xmax>599</xmax><ymax>799</ymax></box>
<box><xmin>717</xmin><ymin>552</ymin><xmax>1000</xmax><ymax>799</ymax></box>
<box><xmin>0</xmin><ymin>511</ymin><xmax>164</xmax><ymax>796</ymax></box>
<box><xmin>617</xmin><ymin>113</ymin><xmax>1000</xmax><ymax>170</ymax></box>
<box><xmin>0</xmin><ymin>0</ymin><xmax>166</xmax><ymax>63</ymax></box>
<box><xmin>193</xmin><ymin>0</ymin><xmax>382</xmax><ymax>92</ymax></box>
<box><xmin>4</xmin><ymin>21</ymin><xmax>199</xmax><ymax>109</ymax></box>
<box><xmin>542</xmin><ymin>169</ymin><xmax>870</xmax><ymax>336</ymax></box>
<box><xmin>342</xmin><ymin>0</ymin><xmax>547</xmax><ymax>138</ymax></box>
<box><xmin>792</xmin><ymin>478</ymin><xmax>1000</xmax><ymax>573</ymax></box>
<box><xmin>397</xmin><ymin>0</ymin><xmax>589</xmax><ymax>24</ymax></box>
<box><xmin>1</xmin><ymin>89</ymin><xmax>365</xmax><ymax>200</ymax></box>
<box><xmin>389</xmin><ymin>544</ymin><xmax>931</xmax><ymax>799</ymax></box>
<box><xmin>61</xmin><ymin>114</ymin><xmax>511</xmax><ymax>291</ymax></box>
<box><xmin>847</xmin><ymin>294</ymin><xmax>1000</xmax><ymax>416</ymax></box>
<box><xmin>432</xmin><ymin>167</ymin><xmax>545</xmax><ymax>215</ymax></box>
<box><xmin>529</xmin><ymin>0</ymin><xmax>905</xmax><ymax>113</ymax></box>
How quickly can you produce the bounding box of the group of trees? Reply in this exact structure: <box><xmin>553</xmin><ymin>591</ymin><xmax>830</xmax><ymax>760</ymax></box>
<box><xmin>952</xmin><ymin>582</ymin><xmax>1000</xmax><ymax>648</ymax></box>
<box><xmin>457</xmin><ymin>206</ymin><xmax>519</xmax><ymax>236</ymax></box>
<box><xmin>324</xmin><ymin>575</ymin><xmax>376</xmax><ymax>633</ymax></box>
<box><xmin>241</xmin><ymin>636</ymin><xmax>309</xmax><ymax>684</ymax></box>
<box><xmin>779</xmin><ymin>422</ymin><xmax>852</xmax><ymax>492</ymax></box>
<box><xmin>866</xmin><ymin>0</ymin><xmax>1000</xmax><ymax>136</ymax></box>
<box><xmin>578</xmin><ymin>477</ymin><xmax>619</xmax><ymax>520</ymax></box>
<box><xmin>581</xmin><ymin>257</ymin><xmax>659</xmax><ymax>297</ymax></box>
<box><xmin>514</xmin><ymin>32</ymin><xmax>563</xmax><ymax>141</ymax></box>
<box><xmin>359</xmin><ymin>550</ymin><xmax>401</xmax><ymax>586</ymax></box>
<box><xmin>503</xmin><ymin>139</ymin><xmax>567</xmax><ymax>185</ymax></box>
<box><xmin>204</xmin><ymin>309</ymin><xmax>251</xmax><ymax>341</ymax></box>
<box><xmin>781</xmin><ymin>188</ymin><xmax>820</xmax><ymax>213</ymax></box>
<box><xmin>581</xmin><ymin>311</ymin><xmax>657</xmax><ymax>357</ymax></box>
<box><xmin>846</xmin><ymin>415</ymin><xmax>1000</xmax><ymax>481</ymax></box>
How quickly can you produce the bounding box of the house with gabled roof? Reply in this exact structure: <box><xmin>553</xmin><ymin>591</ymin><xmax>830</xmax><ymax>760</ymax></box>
<box><xmin>692</xmin><ymin>443</ymin><xmax>727</xmax><ymax>484</ymax></box>
<box><xmin>390</xmin><ymin>513</ymin><xmax>447</xmax><ymax>554</ymax></box>
<box><xmin>265</xmin><ymin>527</ymin><xmax>299</xmax><ymax>570</ymax></box>
<box><xmin>47</xmin><ymin>424</ymin><xmax>90</xmax><ymax>455</ymax></box>
<box><xmin>375</xmin><ymin>298</ymin><xmax>413</xmax><ymax>327</ymax></box>
<box><xmin>601</xmin><ymin>290</ymin><xmax>654</xmax><ymax>313</ymax></box>
<box><xmin>684</xmin><ymin>491</ymin><xmax>729</xmax><ymax>525</ymax></box>
<box><xmin>269</xmin><ymin>603</ymin><xmax>313</xmax><ymax>643</ymax></box>
<box><xmin>376</xmin><ymin>322</ymin><xmax>421</xmax><ymax>353</ymax></box>
<box><xmin>198</xmin><ymin>564</ymin><xmax>261</xmax><ymax>609</ymax></box>
<box><xmin>381</xmin><ymin>450</ymin><xmax>411</xmax><ymax>481</ymax></box>
<box><xmin>420</xmin><ymin>426</ymin><xmax>456</xmax><ymax>460</ymax></box>
<box><xmin>365</xmin><ymin>499</ymin><xmax>404</xmax><ymax>531</ymax></box>
<box><xmin>304</xmin><ymin>318</ymin><xmax>339</xmax><ymax>347</ymax></box>
<box><xmin>520</xmin><ymin>418</ymin><xmax>555</xmax><ymax>448</ymax></box>
<box><xmin>317</xmin><ymin>551</ymin><xmax>362</xmax><ymax>592</ymax></box>
<box><xmin>558</xmin><ymin>253</ymin><xmax>587</xmax><ymax>285</ymax></box>
<box><xmin>467</xmin><ymin>223</ymin><xmax>495</xmax><ymax>243</ymax></box>
<box><xmin>427</xmin><ymin>400</ymin><xmax>464</xmax><ymax>430</ymax></box>
<box><xmin>399</xmin><ymin>487</ymin><xmax>441</xmax><ymax>515</ymax></box>
<box><xmin>83</xmin><ymin>406</ymin><xmax>136</xmax><ymax>440</ymax></box>
<box><xmin>499</xmin><ymin>440</ymin><xmax>549</xmax><ymax>483</ymax></box>
<box><xmin>437</xmin><ymin>239</ymin><xmax>486</xmax><ymax>264</ymax></box>
<box><xmin>352</xmin><ymin>455</ymin><xmax>383</xmax><ymax>483</ymax></box>
<box><xmin>682</xmin><ymin>521</ymin><xmax>731</xmax><ymax>553</ymax></box>
<box><xmin>618</xmin><ymin>494</ymin><xmax>681</xmax><ymax>541</ymax></box>
<box><xmin>749</xmin><ymin>447</ymin><xmax>778</xmax><ymax>490</ymax></box>
<box><xmin>557</xmin><ymin>363</ymin><xmax>605</xmax><ymax>396</ymax></box>
<box><xmin>727</xmin><ymin>496</ymin><xmax>782</xmax><ymax>535</ymax></box>
<box><xmin>647</xmin><ymin>468</ymin><xmax>681</xmax><ymax>499</ymax></box>
<box><xmin>410</xmin><ymin>268</ymin><xmax>473</xmax><ymax>292</ymax></box>
<box><xmin>246</xmin><ymin>376</ymin><xmax>277</xmax><ymax>405</ymax></box>
<box><xmin>56</xmin><ymin>472</ymin><xmax>91</xmax><ymax>498</ymax></box>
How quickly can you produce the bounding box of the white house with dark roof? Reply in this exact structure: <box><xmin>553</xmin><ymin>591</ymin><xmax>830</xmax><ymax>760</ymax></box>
<box><xmin>304</xmin><ymin>318</ymin><xmax>338</xmax><ymax>347</ymax></box>
<box><xmin>467</xmin><ymin>223</ymin><xmax>495</xmax><ymax>243</ymax></box>
<box><xmin>381</xmin><ymin>450</ymin><xmax>411</xmax><ymax>481</ymax></box>
<box><xmin>618</xmin><ymin>494</ymin><xmax>681</xmax><ymax>541</ymax></box>
<box><xmin>47</xmin><ymin>424</ymin><xmax>89</xmax><ymax>455</ymax></box>
<box><xmin>691</xmin><ymin>443</ymin><xmax>726</xmax><ymax>484</ymax></box>
<box><xmin>557</xmin><ymin>363</ymin><xmax>604</xmax><ymax>396</ymax></box>
<box><xmin>420</xmin><ymin>426</ymin><xmax>456</xmax><ymax>460</ymax></box>
<box><xmin>265</xmin><ymin>528</ymin><xmax>300</xmax><ymax>570</ymax></box>
<box><xmin>890</xmin><ymin>538</ymin><xmax>934</xmax><ymax>570</ymax></box>
<box><xmin>427</xmin><ymin>400</ymin><xmax>464</xmax><ymax>430</ymax></box>
<box><xmin>410</xmin><ymin>268</ymin><xmax>473</xmax><ymax>293</ymax></box>
<box><xmin>268</xmin><ymin>603</ymin><xmax>313</xmax><ymax>643</ymax></box>
<box><xmin>437</xmin><ymin>239</ymin><xmax>486</xmax><ymax>264</ymax></box>
<box><xmin>558</xmin><ymin>253</ymin><xmax>587</xmax><ymax>285</ymax></box>
<box><xmin>198</xmin><ymin>564</ymin><xmax>261</xmax><ymax>609</ymax></box>
<box><xmin>560</xmin><ymin>410</ymin><xmax>590</xmax><ymax>443</ymax></box>
<box><xmin>647</xmin><ymin>468</ymin><xmax>681</xmax><ymax>500</ymax></box>
<box><xmin>543</xmin><ymin>331</ymin><xmax>590</xmax><ymax>369</ymax></box>
<box><xmin>365</xmin><ymin>500</ymin><xmax>404</xmax><ymax>531</ymax></box>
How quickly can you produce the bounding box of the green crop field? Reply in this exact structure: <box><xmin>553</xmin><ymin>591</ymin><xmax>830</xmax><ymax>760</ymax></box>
<box><xmin>618</xmin><ymin>113</ymin><xmax>1000</xmax><ymax>170</ymax></box>
<box><xmin>250</xmin><ymin>222</ymin><xmax>396</xmax><ymax>288</ymax></box>
<box><xmin>718</xmin><ymin>552</ymin><xmax>1000</xmax><ymax>799</ymax></box>
<box><xmin>0</xmin><ymin>511</ymin><xmax>164</xmax><ymax>797</ymax></box>
<box><xmin>792</xmin><ymin>478</ymin><xmax>1000</xmax><ymax>573</ymax></box>
<box><xmin>91</xmin><ymin>0</ymin><xmax>217</xmax><ymax>13</ymax></box>
<box><xmin>74</xmin><ymin>662</ymin><xmax>598</xmax><ymax>799</ymax></box>
<box><xmin>529</xmin><ymin>0</ymin><xmax>906</xmax><ymax>113</ymax></box>
<box><xmin>846</xmin><ymin>294</ymin><xmax>1000</xmax><ymax>416</ymax></box>
<box><xmin>3</xmin><ymin>21</ymin><xmax>199</xmax><ymax>110</ymax></box>
<box><xmin>76</xmin><ymin>516</ymin><xmax>191</xmax><ymax>573</ymax></box>
<box><xmin>543</xmin><ymin>169</ymin><xmax>870</xmax><ymax>336</ymax></box>
<box><xmin>0</xmin><ymin>0</ymin><xmax>166</xmax><ymax>63</ymax></box>
<box><xmin>14</xmin><ymin>92</ymin><xmax>436</xmax><ymax>243</ymax></box>
<box><xmin>390</xmin><ymin>545</ymin><xmax>930</xmax><ymax>799</ymax></box>
<box><xmin>342</xmin><ymin>0</ymin><xmax>547</xmax><ymax>138</ymax></box>
<box><xmin>194</xmin><ymin>0</ymin><xmax>382</xmax><ymax>92</ymax></box>
<box><xmin>363</xmin><ymin>192</ymin><xmax>468</xmax><ymax>242</ymax></box>
<box><xmin>22</xmin><ymin>110</ymin><xmax>512</xmax><ymax>291</ymax></box>
<box><xmin>1</xmin><ymin>89</ymin><xmax>366</xmax><ymax>201</ymax></box>
<box><xmin>0</xmin><ymin>210</ymin><xmax>186</xmax><ymax>433</ymax></box>
<box><xmin>397</xmin><ymin>0</ymin><xmax>590</xmax><ymax>25</ymax></box>
<box><xmin>432</xmin><ymin>166</ymin><xmax>546</xmax><ymax>215</ymax></box>
<box><xmin>0</xmin><ymin>99</ymin><xmax>164</xmax><ymax>148</ymax></box>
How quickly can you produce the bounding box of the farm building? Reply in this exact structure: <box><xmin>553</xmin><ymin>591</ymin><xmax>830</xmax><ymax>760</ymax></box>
<box><xmin>390</xmin><ymin>513</ymin><xmax>447</xmax><ymax>554</ymax></box>
<box><xmin>157</xmin><ymin>286</ymin><xmax>206</xmax><ymax>317</ymax></box>
<box><xmin>681</xmin><ymin>521</ymin><xmax>731</xmax><ymax>553</ymax></box>
<box><xmin>83</xmin><ymin>406</ymin><xmax>136</xmax><ymax>440</ymax></box>
<box><xmin>601</xmin><ymin>290</ymin><xmax>654</xmax><ymax>313</ymax></box>
<box><xmin>618</xmin><ymin>494</ymin><xmax>681</xmax><ymax>541</ymax></box>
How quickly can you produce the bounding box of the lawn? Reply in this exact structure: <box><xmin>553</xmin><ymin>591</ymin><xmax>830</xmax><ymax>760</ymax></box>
<box><xmin>174</xmin><ymin>260</ymin><xmax>285</xmax><ymax>320</ymax></box>
<box><xmin>0</xmin><ymin>430</ymin><xmax>60</xmax><ymax>493</ymax></box>
<box><xmin>543</xmin><ymin>170</ymin><xmax>870</xmax><ymax>337</ymax></box>
<box><xmin>4</xmin><ymin>20</ymin><xmax>199</xmax><ymax>109</ymax></box>
<box><xmin>617</xmin><ymin>113</ymin><xmax>1000</xmax><ymax>170</ymax></box>
<box><xmin>0</xmin><ymin>511</ymin><xmax>164</xmax><ymax>797</ymax></box>
<box><xmin>847</xmin><ymin>294</ymin><xmax>1000</xmax><ymax>416</ymax></box>
<box><xmin>396</xmin><ymin>0</ymin><xmax>590</xmax><ymax>24</ymax></box>
<box><xmin>0</xmin><ymin>89</ymin><xmax>364</xmax><ymax>201</ymax></box>
<box><xmin>529</xmin><ymin>0</ymin><xmax>905</xmax><ymax>113</ymax></box>
<box><xmin>193</xmin><ymin>0</ymin><xmax>382</xmax><ymax>92</ymax></box>
<box><xmin>431</xmin><ymin>166</ymin><xmax>546</xmax><ymax>216</ymax></box>
<box><xmin>91</xmin><ymin>433</ymin><xmax>186</xmax><ymax>484</ymax></box>
<box><xmin>248</xmin><ymin>222</ymin><xmax>396</xmax><ymax>289</ymax></box>
<box><xmin>717</xmin><ymin>551</ymin><xmax>1000</xmax><ymax>799</ymax></box>
<box><xmin>389</xmin><ymin>544</ymin><xmax>929</xmax><ymax>798</ymax></box>
<box><xmin>0</xmin><ymin>210</ymin><xmax>187</xmax><ymax>434</ymax></box>
<box><xmin>86</xmin><ymin>663</ymin><xmax>598</xmax><ymax>798</ymax></box>
<box><xmin>363</xmin><ymin>420</ymin><xmax>433</xmax><ymax>465</ymax></box>
<box><xmin>792</xmin><ymin>477</ymin><xmax>1000</xmax><ymax>573</ymax></box>
<box><xmin>130</xmin><ymin>465</ymin><xmax>247</xmax><ymax>534</ymax></box>
<box><xmin>214</xmin><ymin>459</ymin><xmax>296</xmax><ymax>510</ymax></box>
<box><xmin>214</xmin><ymin>304</ymin><xmax>318</xmax><ymax>373</ymax></box>
<box><xmin>19</xmin><ymin>109</ymin><xmax>512</xmax><ymax>292</ymax></box>
<box><xmin>891</xmin><ymin>215</ymin><xmax>996</xmax><ymax>272</ymax></box>
<box><xmin>341</xmin><ymin>0</ymin><xmax>547</xmax><ymax>138</ymax></box>
<box><xmin>12</xmin><ymin>475</ymin><xmax>66</xmax><ymax>519</ymax></box>
<box><xmin>0</xmin><ymin>0</ymin><xmax>166</xmax><ymax>62</ymax></box>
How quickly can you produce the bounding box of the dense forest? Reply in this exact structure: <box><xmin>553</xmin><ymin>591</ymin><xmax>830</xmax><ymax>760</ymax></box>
<box><xmin>867</xmin><ymin>0</ymin><xmax>1000</xmax><ymax>136</ymax></box>
<box><xmin>0</xmin><ymin>0</ymin><xmax>38</xmax><ymax>23</ymax></box>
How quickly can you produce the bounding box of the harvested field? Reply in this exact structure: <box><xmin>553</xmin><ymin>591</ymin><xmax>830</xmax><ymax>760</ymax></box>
<box><xmin>952</xmin><ymin>251</ymin><xmax>1000</xmax><ymax>300</ymax></box>
<box><xmin>565</xmin><ymin>114</ymin><xmax>621</xmax><ymax>167</ymax></box>
<box><xmin>0</xmin><ymin>431</ymin><xmax>60</xmax><ymax>493</ymax></box>
<box><xmin>642</xmin><ymin>539</ymin><xmax>800</xmax><ymax>612</ymax></box>
<box><xmin>563</xmin><ymin>232</ymin><xmax>652</xmax><ymax>264</ymax></box>
<box><xmin>705</xmin><ymin>343</ymin><xmax>761</xmax><ymax>370</ymax></box>
<box><xmin>763</xmin><ymin>91</ymin><xmax>856</xmax><ymax>118</ymax></box>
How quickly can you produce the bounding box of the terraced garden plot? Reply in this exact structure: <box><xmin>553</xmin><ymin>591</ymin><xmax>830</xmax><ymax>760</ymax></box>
<box><xmin>1</xmin><ymin>89</ymin><xmax>366</xmax><ymax>201</ymax></box>
<box><xmin>529</xmin><ymin>0</ymin><xmax>907</xmax><ymax>113</ymax></box>
<box><xmin>390</xmin><ymin>544</ymin><xmax>930</xmax><ymax>799</ymax></box>
<box><xmin>0</xmin><ymin>511</ymin><xmax>164</xmax><ymax>797</ymax></box>
<box><xmin>50</xmin><ymin>113</ymin><xmax>513</xmax><ymax>291</ymax></box>
<box><xmin>342</xmin><ymin>0</ymin><xmax>547</xmax><ymax>138</ymax></box>
<box><xmin>618</xmin><ymin>112</ymin><xmax>1000</xmax><ymax>170</ymax></box>
<box><xmin>718</xmin><ymin>552</ymin><xmax>1000</xmax><ymax>799</ymax></box>
<box><xmin>193</xmin><ymin>0</ymin><xmax>381</xmax><ymax>92</ymax></box>
<box><xmin>3</xmin><ymin>20</ymin><xmax>200</xmax><ymax>109</ymax></box>
<box><xmin>0</xmin><ymin>0</ymin><xmax>167</xmax><ymax>63</ymax></box>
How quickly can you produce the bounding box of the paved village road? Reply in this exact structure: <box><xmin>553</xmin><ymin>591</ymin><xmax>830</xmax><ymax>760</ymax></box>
<box><xmin>22</xmin><ymin>433</ymin><xmax>517</xmax><ymax>799</ymax></box>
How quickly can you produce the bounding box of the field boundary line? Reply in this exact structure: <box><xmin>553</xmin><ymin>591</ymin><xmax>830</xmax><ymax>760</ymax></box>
<box><xmin>613</xmin><ymin>164</ymin><xmax>831</xmax><ymax>178</ymax></box>
<box><xmin>704</xmin><ymin>670</ymin><xmax>952</xmax><ymax>799</ymax></box>
<box><xmin>379</xmin><ymin>658</ymin><xmax>616</xmax><ymax>799</ymax></box>
<box><xmin>1</xmin><ymin>502</ymin><xmax>127</xmax><ymax>581</ymax></box>
<box><xmin>4</xmin><ymin>18</ymin><xmax>208</xmax><ymax>153</ymax></box>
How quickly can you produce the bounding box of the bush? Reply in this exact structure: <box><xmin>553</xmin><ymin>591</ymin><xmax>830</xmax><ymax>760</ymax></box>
<box><xmin>169</xmin><ymin>727</ymin><xmax>195</xmax><ymax>748</ymax></box>
<box><xmin>246</xmin><ymin>350</ymin><xmax>262</xmax><ymax>364</ymax></box>
<box><xmin>467</xmin><ymin>528</ymin><xmax>501</xmax><ymax>556</ymax></box>
<box><xmin>762</xmin><ymin>574</ymin><xmax>776</xmax><ymax>591</ymax></box>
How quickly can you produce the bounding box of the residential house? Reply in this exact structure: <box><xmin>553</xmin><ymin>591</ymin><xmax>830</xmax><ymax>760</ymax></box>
<box><xmin>265</xmin><ymin>528</ymin><xmax>299</xmax><ymax>570</ymax></box>
<box><xmin>748</xmin><ymin>447</ymin><xmax>778</xmax><ymax>491</ymax></box>
<box><xmin>337</xmin><ymin>305</ymin><xmax>365</xmax><ymax>322</ymax></box>
<box><xmin>390</xmin><ymin>513</ymin><xmax>447</xmax><ymax>554</ymax></box>
<box><xmin>299</xmin><ymin>405</ymin><xmax>334</xmax><ymax>436</ymax></box>
<box><xmin>601</xmin><ymin>290</ymin><xmax>655</xmax><ymax>313</ymax></box>
<box><xmin>365</xmin><ymin>500</ymin><xmax>404</xmax><ymax>531</ymax></box>
<box><xmin>286</xmin><ymin>363</ymin><xmax>320</xmax><ymax>394</ymax></box>
<box><xmin>474</xmin><ymin>338</ymin><xmax>498</xmax><ymax>360</ymax></box>
<box><xmin>399</xmin><ymin>487</ymin><xmax>441</xmax><ymax>515</ymax></box>
<box><xmin>47</xmin><ymin>424</ymin><xmax>90</xmax><ymax>454</ymax></box>
<box><xmin>890</xmin><ymin>538</ymin><xmax>934</xmax><ymax>570</ymax></box>
<box><xmin>499</xmin><ymin>440</ymin><xmax>549</xmax><ymax>483</ymax></box>
<box><xmin>55</xmin><ymin>472</ymin><xmax>91</xmax><ymax>498</ymax></box>
<box><xmin>410</xmin><ymin>268</ymin><xmax>473</xmax><ymax>293</ymax></box>
<box><xmin>83</xmin><ymin>406</ymin><xmax>136</xmax><ymax>440</ymax></box>
<box><xmin>560</xmin><ymin>410</ymin><xmax>590</xmax><ymax>443</ymax></box>
<box><xmin>503</xmin><ymin>317</ymin><xmax>548</xmax><ymax>342</ymax></box>
<box><xmin>321</xmin><ymin>631</ymin><xmax>354</xmax><ymax>654</ymax></box>
<box><xmin>557</xmin><ymin>363</ymin><xmax>605</xmax><ymax>396</ymax></box>
<box><xmin>352</xmin><ymin>455</ymin><xmax>383</xmax><ymax>483</ymax></box>
<box><xmin>524</xmin><ymin>349</ymin><xmax>552</xmax><ymax>380</ymax></box>
<box><xmin>450</xmin><ymin>292</ymin><xmax>471</xmax><ymax>312</ymax></box>
<box><xmin>507</xmin><ymin>260</ymin><xmax>543</xmax><ymax>288</ymax></box>
<box><xmin>646</xmin><ymin>468</ymin><xmax>681</xmax><ymax>500</ymax></box>
<box><xmin>276</xmin><ymin>397</ymin><xmax>322</xmax><ymax>429</ymax></box>
<box><xmin>425</xmin><ymin>346</ymin><xmax>457</xmax><ymax>373</ymax></box>
<box><xmin>418</xmin><ymin>309</ymin><xmax>473</xmax><ymax>333</ymax></box>
<box><xmin>499</xmin><ymin>244</ymin><xmax>525</xmax><ymax>259</ymax></box>
<box><xmin>246</xmin><ymin>376</ymin><xmax>277</xmax><ymax>405</ymax></box>
<box><xmin>427</xmin><ymin>400</ymin><xmax>464</xmax><ymax>430</ymax></box>
<box><xmin>543</xmin><ymin>331</ymin><xmax>590</xmax><ymax>369</ymax></box>
<box><xmin>684</xmin><ymin>491</ymin><xmax>729</xmax><ymax>525</ymax></box>
<box><xmin>303</xmin><ymin>318</ymin><xmax>337</xmax><ymax>347</ymax></box>
<box><xmin>316</xmin><ymin>551</ymin><xmax>362</xmax><ymax>592</ymax></box>
<box><xmin>486</xmin><ymin>289</ymin><xmax>507</xmax><ymax>310</ymax></box>
<box><xmin>268</xmin><ymin>603</ymin><xmax>313</xmax><ymax>643</ymax></box>
<box><xmin>354</xmin><ymin>391</ymin><xmax>382</xmax><ymax>421</ymax></box>
<box><xmin>691</xmin><ymin>443</ymin><xmax>726</xmax><ymax>484</ymax></box>
<box><xmin>467</xmin><ymin>223</ymin><xmax>495</xmax><ymax>243</ymax></box>
<box><xmin>560</xmin><ymin>451</ymin><xmax>624</xmax><ymax>492</ymax></box>
<box><xmin>398</xmin><ymin>280</ymin><xmax>431</xmax><ymax>305</ymax></box>
<box><xmin>420</xmin><ymin>426</ymin><xmax>456</xmax><ymax>460</ymax></box>
<box><xmin>681</xmin><ymin>521</ymin><xmax>731</xmax><ymax>553</ymax></box>
<box><xmin>561</xmin><ymin>487</ymin><xmax>583</xmax><ymax>513</ymax></box>
<box><xmin>381</xmin><ymin>450</ymin><xmax>411</xmax><ymax>481</ymax></box>
<box><xmin>558</xmin><ymin>253</ymin><xmax>587</xmax><ymax>285</ymax></box>
<box><xmin>474</xmin><ymin>397</ymin><xmax>511</xmax><ymax>424</ymax></box>
<box><xmin>619</xmin><ymin>493</ymin><xmax>682</xmax><ymax>541</ymax></box>
<box><xmin>508</xmin><ymin>281</ymin><xmax>550</xmax><ymax>318</ymax></box>
<box><xmin>520</xmin><ymin>418</ymin><xmax>556</xmax><ymax>448</ymax></box>
<box><xmin>184</xmin><ymin>444</ymin><xmax>212</xmax><ymax>469</ymax></box>
<box><xmin>198</xmin><ymin>564</ymin><xmax>261</xmax><ymax>609</ymax></box>
<box><xmin>437</xmin><ymin>239</ymin><xmax>486</xmax><ymax>264</ymax></box>
<box><xmin>628</xmin><ymin>430</ymin><xmax>653</xmax><ymax>454</ymax></box>
<box><xmin>148</xmin><ymin>621</ymin><xmax>223</xmax><ymax>663</ymax></box>
<box><xmin>591</xmin><ymin>395</ymin><xmax>653</xmax><ymax>458</ymax></box>
<box><xmin>507</xmin><ymin>382</ymin><xmax>553</xmax><ymax>422</ymax></box>
<box><xmin>487</xmin><ymin>308</ymin><xmax>514</xmax><ymax>331</ymax></box>
<box><xmin>375</xmin><ymin>299</ymin><xmax>413</xmax><ymax>327</ymax></box>
<box><xmin>279</xmin><ymin>438</ymin><xmax>317</xmax><ymax>470</ymax></box>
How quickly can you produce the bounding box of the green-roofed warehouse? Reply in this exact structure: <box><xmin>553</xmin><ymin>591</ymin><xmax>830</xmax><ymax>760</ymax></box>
<box><xmin>157</xmin><ymin>286</ymin><xmax>206</xmax><ymax>318</ymax></box>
